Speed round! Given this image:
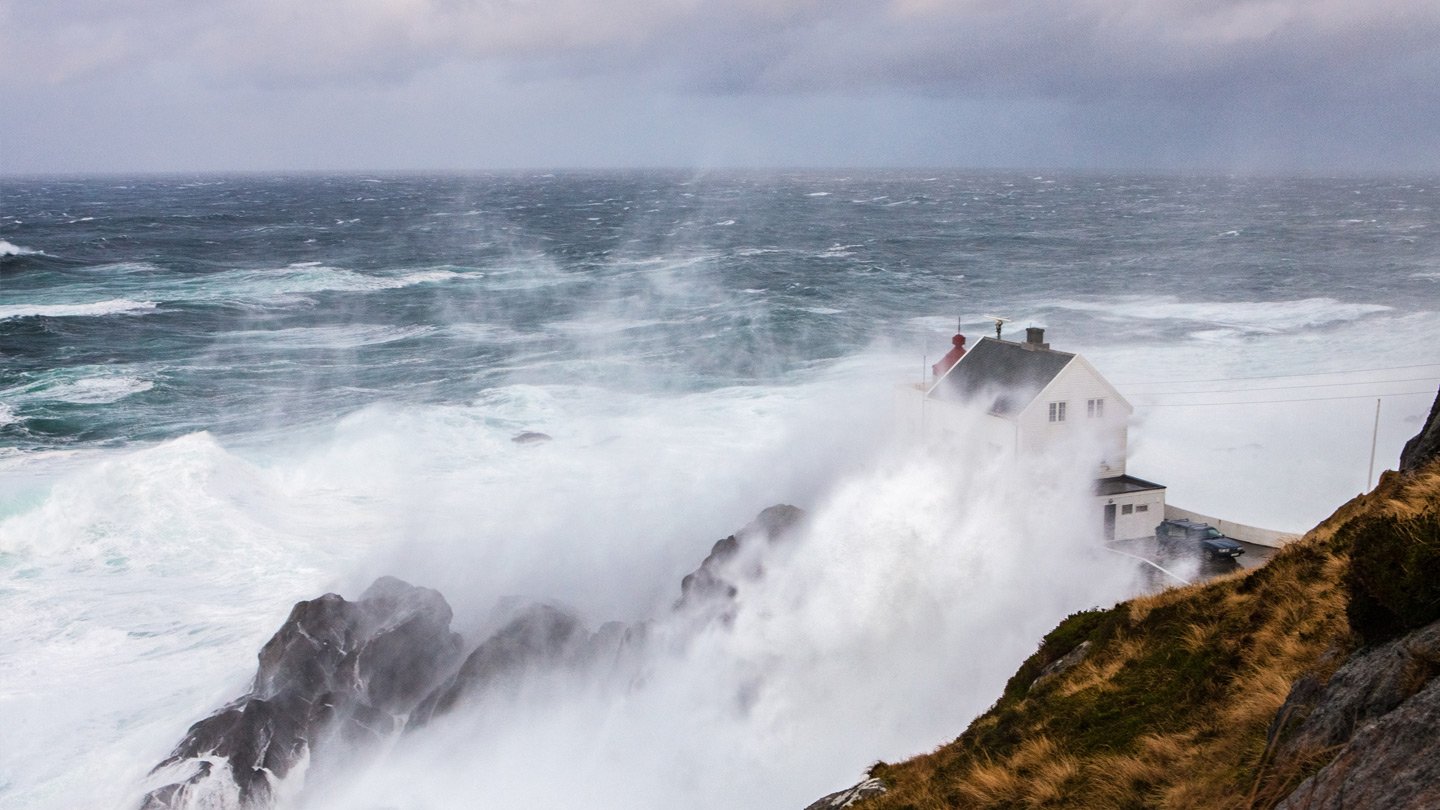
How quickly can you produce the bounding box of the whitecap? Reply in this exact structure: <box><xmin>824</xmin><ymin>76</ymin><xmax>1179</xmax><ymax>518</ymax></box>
<box><xmin>0</xmin><ymin>402</ymin><xmax>18</xmax><ymax>428</ymax></box>
<box><xmin>806</xmin><ymin>192</ymin><xmax>831</xmax><ymax>197</ymax></box>
<box><xmin>1048</xmin><ymin>296</ymin><xmax>1391</xmax><ymax>335</ymax></box>
<box><xmin>1</xmin><ymin>240</ymin><xmax>42</xmax><ymax>256</ymax></box>
<box><xmin>223</xmin><ymin>324</ymin><xmax>437</xmax><ymax>350</ymax></box>
<box><xmin>0</xmin><ymin>299</ymin><xmax>157</xmax><ymax>321</ymax></box>
<box><xmin>799</xmin><ymin>307</ymin><xmax>845</xmax><ymax>315</ymax></box>
<box><xmin>46</xmin><ymin>376</ymin><xmax>154</xmax><ymax>405</ymax></box>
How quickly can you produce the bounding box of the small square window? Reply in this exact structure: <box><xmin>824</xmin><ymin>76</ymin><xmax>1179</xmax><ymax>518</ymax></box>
<box><xmin>1136</xmin><ymin>504</ymin><xmax>1149</xmax><ymax>513</ymax></box>
<box><xmin>1121</xmin><ymin>504</ymin><xmax>1134</xmax><ymax>515</ymax></box>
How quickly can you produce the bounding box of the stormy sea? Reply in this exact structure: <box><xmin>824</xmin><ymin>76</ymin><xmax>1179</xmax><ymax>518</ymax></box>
<box><xmin>2</xmin><ymin>172</ymin><xmax>1437</xmax><ymax>809</ymax></box>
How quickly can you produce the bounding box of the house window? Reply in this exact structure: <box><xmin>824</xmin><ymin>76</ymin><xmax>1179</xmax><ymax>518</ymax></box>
<box><xmin>1136</xmin><ymin>504</ymin><xmax>1149</xmax><ymax>513</ymax></box>
<box><xmin>1122</xmin><ymin>504</ymin><xmax>1134</xmax><ymax>515</ymax></box>
<box><xmin>1088</xmin><ymin>398</ymin><xmax>1104</xmax><ymax>418</ymax></box>
<box><xmin>1049</xmin><ymin>401</ymin><xmax>1067</xmax><ymax>422</ymax></box>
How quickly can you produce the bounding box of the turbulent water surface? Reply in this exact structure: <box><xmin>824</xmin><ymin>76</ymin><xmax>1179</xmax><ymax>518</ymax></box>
<box><xmin>2</xmin><ymin>172</ymin><xmax>1438</xmax><ymax>808</ymax></box>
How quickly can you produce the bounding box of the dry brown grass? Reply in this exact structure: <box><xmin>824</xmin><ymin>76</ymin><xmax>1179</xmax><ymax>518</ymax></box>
<box><xmin>854</xmin><ymin>464</ymin><xmax>1440</xmax><ymax>810</ymax></box>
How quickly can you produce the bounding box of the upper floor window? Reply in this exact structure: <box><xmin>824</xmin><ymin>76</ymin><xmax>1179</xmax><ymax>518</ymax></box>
<box><xmin>1088</xmin><ymin>398</ymin><xmax>1104</xmax><ymax>418</ymax></box>
<box><xmin>1049</xmin><ymin>401</ymin><xmax>1067</xmax><ymax>422</ymax></box>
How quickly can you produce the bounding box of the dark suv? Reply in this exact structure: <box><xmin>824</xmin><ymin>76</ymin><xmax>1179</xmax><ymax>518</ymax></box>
<box><xmin>1155</xmin><ymin>519</ymin><xmax>1245</xmax><ymax>560</ymax></box>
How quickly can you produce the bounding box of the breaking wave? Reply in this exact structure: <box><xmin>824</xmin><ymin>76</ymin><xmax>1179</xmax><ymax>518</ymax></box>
<box><xmin>0</xmin><ymin>299</ymin><xmax>157</xmax><ymax>321</ymax></box>
<box><xmin>0</xmin><ymin>240</ymin><xmax>42</xmax><ymax>257</ymax></box>
<box><xmin>1047</xmin><ymin>296</ymin><xmax>1392</xmax><ymax>335</ymax></box>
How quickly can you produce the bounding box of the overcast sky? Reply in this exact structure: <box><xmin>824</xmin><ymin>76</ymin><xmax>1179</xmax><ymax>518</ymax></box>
<box><xmin>3</xmin><ymin>0</ymin><xmax>1438</xmax><ymax>174</ymax></box>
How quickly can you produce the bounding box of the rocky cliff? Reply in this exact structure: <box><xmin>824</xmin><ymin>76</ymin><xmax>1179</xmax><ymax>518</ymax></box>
<box><xmin>139</xmin><ymin>506</ymin><xmax>805</xmax><ymax>807</ymax></box>
<box><xmin>815</xmin><ymin>390</ymin><xmax>1440</xmax><ymax>809</ymax></box>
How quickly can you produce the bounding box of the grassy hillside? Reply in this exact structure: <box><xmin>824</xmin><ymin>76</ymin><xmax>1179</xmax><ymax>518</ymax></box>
<box><xmin>859</xmin><ymin>463</ymin><xmax>1440</xmax><ymax>810</ymax></box>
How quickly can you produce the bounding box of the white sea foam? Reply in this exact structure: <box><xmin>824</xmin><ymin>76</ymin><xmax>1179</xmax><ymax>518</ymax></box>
<box><xmin>45</xmin><ymin>376</ymin><xmax>154</xmax><ymax>405</ymax></box>
<box><xmin>0</xmin><ymin>402</ymin><xmax>18</xmax><ymax>428</ymax></box>
<box><xmin>806</xmin><ymin>191</ymin><xmax>831</xmax><ymax>197</ymax></box>
<box><xmin>0</xmin><ymin>299</ymin><xmax>157</xmax><ymax>321</ymax></box>
<box><xmin>289</xmin><ymin>378</ymin><xmax>1138</xmax><ymax>810</ymax></box>
<box><xmin>0</xmin><ymin>240</ymin><xmax>42</xmax><ymax>256</ymax></box>
<box><xmin>0</xmin><ymin>431</ymin><xmax>379</xmax><ymax>807</ymax></box>
<box><xmin>1048</xmin><ymin>296</ymin><xmax>1391</xmax><ymax>335</ymax></box>
<box><xmin>222</xmin><ymin>324</ymin><xmax>437</xmax><ymax>351</ymax></box>
<box><xmin>191</xmin><ymin>265</ymin><xmax>465</xmax><ymax>302</ymax></box>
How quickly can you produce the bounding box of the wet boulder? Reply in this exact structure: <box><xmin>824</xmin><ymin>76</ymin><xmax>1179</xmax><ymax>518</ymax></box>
<box><xmin>139</xmin><ymin>577</ymin><xmax>463</xmax><ymax>808</ymax></box>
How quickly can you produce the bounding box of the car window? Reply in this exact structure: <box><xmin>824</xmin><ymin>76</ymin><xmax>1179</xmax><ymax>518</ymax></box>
<box><xmin>1204</xmin><ymin>528</ymin><xmax>1223</xmax><ymax>539</ymax></box>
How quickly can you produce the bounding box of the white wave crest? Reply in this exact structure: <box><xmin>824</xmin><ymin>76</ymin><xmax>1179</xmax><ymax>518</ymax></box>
<box><xmin>224</xmin><ymin>324</ymin><xmax>437</xmax><ymax>350</ymax></box>
<box><xmin>0</xmin><ymin>403</ymin><xmax>18</xmax><ymax>428</ymax></box>
<box><xmin>1</xmin><ymin>240</ymin><xmax>42</xmax><ymax>256</ymax></box>
<box><xmin>1049</xmin><ymin>296</ymin><xmax>1391</xmax><ymax>334</ymax></box>
<box><xmin>0</xmin><ymin>299</ymin><xmax>157</xmax><ymax>321</ymax></box>
<box><xmin>46</xmin><ymin>376</ymin><xmax>154</xmax><ymax>405</ymax></box>
<box><xmin>201</xmin><ymin>265</ymin><xmax>465</xmax><ymax>301</ymax></box>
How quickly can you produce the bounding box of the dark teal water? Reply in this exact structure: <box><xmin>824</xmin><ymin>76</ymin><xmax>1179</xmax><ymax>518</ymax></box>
<box><xmin>3</xmin><ymin>171</ymin><xmax>1438</xmax><ymax>453</ymax></box>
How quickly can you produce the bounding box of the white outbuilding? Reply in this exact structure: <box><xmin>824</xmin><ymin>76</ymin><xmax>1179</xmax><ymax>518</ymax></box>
<box><xmin>898</xmin><ymin>325</ymin><xmax>1165</xmax><ymax>542</ymax></box>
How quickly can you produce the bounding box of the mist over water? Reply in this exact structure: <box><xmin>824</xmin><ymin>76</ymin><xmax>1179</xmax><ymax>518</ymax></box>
<box><xmin>1</xmin><ymin>171</ymin><xmax>1438</xmax><ymax>808</ymax></box>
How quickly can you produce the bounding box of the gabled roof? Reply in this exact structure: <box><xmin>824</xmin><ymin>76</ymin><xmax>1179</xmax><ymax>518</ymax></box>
<box><xmin>930</xmin><ymin>336</ymin><xmax>1075</xmax><ymax>416</ymax></box>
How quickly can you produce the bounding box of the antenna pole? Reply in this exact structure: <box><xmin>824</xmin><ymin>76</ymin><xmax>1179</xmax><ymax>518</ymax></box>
<box><xmin>1367</xmin><ymin>398</ymin><xmax>1381</xmax><ymax>490</ymax></box>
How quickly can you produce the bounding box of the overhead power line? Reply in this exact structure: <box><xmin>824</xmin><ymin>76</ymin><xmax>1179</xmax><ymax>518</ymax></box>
<box><xmin>1136</xmin><ymin>390</ymin><xmax>1437</xmax><ymax>408</ymax></box>
<box><xmin>1115</xmin><ymin>362</ymin><xmax>1440</xmax><ymax>387</ymax></box>
<box><xmin>1129</xmin><ymin>375</ymin><xmax>1440</xmax><ymax>396</ymax></box>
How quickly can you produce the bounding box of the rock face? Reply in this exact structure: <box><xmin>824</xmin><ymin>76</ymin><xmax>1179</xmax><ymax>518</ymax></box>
<box><xmin>140</xmin><ymin>577</ymin><xmax>463</xmax><ymax>808</ymax></box>
<box><xmin>803</xmin><ymin>778</ymin><xmax>888</xmax><ymax>810</ymax></box>
<box><xmin>1270</xmin><ymin>619</ymin><xmax>1440</xmax><ymax>808</ymax></box>
<box><xmin>1271</xmin><ymin>620</ymin><xmax>1440</xmax><ymax>765</ymax></box>
<box><xmin>1400</xmin><ymin>385</ymin><xmax>1440</xmax><ymax>471</ymax></box>
<box><xmin>143</xmin><ymin>506</ymin><xmax>806</xmax><ymax>807</ymax></box>
<box><xmin>676</xmin><ymin>504</ymin><xmax>805</xmax><ymax>610</ymax></box>
<box><xmin>408</xmin><ymin>604</ymin><xmax>643</xmax><ymax>728</ymax></box>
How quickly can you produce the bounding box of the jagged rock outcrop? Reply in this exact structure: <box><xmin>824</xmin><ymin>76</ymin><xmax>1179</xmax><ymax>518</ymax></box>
<box><xmin>408</xmin><ymin>604</ymin><xmax>643</xmax><ymax>727</ymax></box>
<box><xmin>143</xmin><ymin>506</ymin><xmax>806</xmax><ymax>807</ymax></box>
<box><xmin>676</xmin><ymin>503</ymin><xmax>805</xmax><ymax>610</ymax></box>
<box><xmin>1400</xmin><ymin>385</ymin><xmax>1440</xmax><ymax>471</ymax></box>
<box><xmin>803</xmin><ymin>777</ymin><xmax>888</xmax><ymax>810</ymax></box>
<box><xmin>1270</xmin><ymin>620</ymin><xmax>1440</xmax><ymax>769</ymax></box>
<box><xmin>140</xmin><ymin>577</ymin><xmax>463</xmax><ymax>808</ymax></box>
<box><xmin>1276</xmin><ymin>658</ymin><xmax>1440</xmax><ymax>808</ymax></box>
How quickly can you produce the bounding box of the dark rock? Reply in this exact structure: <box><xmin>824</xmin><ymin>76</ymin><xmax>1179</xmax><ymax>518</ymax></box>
<box><xmin>1270</xmin><ymin>618</ymin><xmax>1440</xmax><ymax>808</ymax></box>
<box><xmin>140</xmin><ymin>506</ymin><xmax>808</xmax><ymax>805</ymax></box>
<box><xmin>803</xmin><ymin>777</ymin><xmax>888</xmax><ymax>810</ymax></box>
<box><xmin>410</xmin><ymin>603</ymin><xmax>592</xmax><ymax>725</ymax></box>
<box><xmin>1276</xmin><ymin>674</ymin><xmax>1440</xmax><ymax>809</ymax></box>
<box><xmin>139</xmin><ymin>577</ymin><xmax>462</xmax><ymax>808</ymax></box>
<box><xmin>1030</xmin><ymin>640</ymin><xmax>1092</xmax><ymax>693</ymax></box>
<box><xmin>1400</xmin><ymin>386</ymin><xmax>1440</xmax><ymax>472</ymax></box>
<box><xmin>676</xmin><ymin>504</ymin><xmax>805</xmax><ymax>611</ymax></box>
<box><xmin>1273</xmin><ymin>620</ymin><xmax>1440</xmax><ymax>766</ymax></box>
<box><xmin>512</xmin><ymin>431</ymin><xmax>552</xmax><ymax>444</ymax></box>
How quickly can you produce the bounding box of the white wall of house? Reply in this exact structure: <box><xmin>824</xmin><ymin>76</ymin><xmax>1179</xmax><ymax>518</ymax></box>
<box><xmin>1101</xmin><ymin>490</ymin><xmax>1166</xmax><ymax>541</ymax></box>
<box><xmin>1016</xmin><ymin>357</ymin><xmax>1132</xmax><ymax>479</ymax></box>
<box><xmin>894</xmin><ymin>384</ymin><xmax>1016</xmax><ymax>456</ymax></box>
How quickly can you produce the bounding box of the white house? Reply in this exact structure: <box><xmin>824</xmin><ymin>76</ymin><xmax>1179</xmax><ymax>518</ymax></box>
<box><xmin>897</xmin><ymin>326</ymin><xmax>1165</xmax><ymax>542</ymax></box>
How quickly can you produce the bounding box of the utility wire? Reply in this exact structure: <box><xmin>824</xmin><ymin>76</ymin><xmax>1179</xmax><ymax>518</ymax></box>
<box><xmin>1126</xmin><ymin>375</ymin><xmax>1440</xmax><ymax>396</ymax></box>
<box><xmin>1115</xmin><ymin>362</ymin><xmax>1440</xmax><ymax>387</ymax></box>
<box><xmin>1136</xmin><ymin>390</ymin><xmax>1436</xmax><ymax>408</ymax></box>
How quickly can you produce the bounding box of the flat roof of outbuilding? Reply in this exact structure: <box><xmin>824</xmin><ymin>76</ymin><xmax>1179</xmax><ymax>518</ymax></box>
<box><xmin>1094</xmin><ymin>474</ymin><xmax>1167</xmax><ymax>496</ymax></box>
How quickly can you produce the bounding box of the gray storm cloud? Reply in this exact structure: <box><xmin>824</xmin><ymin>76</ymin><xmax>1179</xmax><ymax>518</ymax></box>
<box><xmin>2</xmin><ymin>0</ymin><xmax>1438</xmax><ymax>171</ymax></box>
<box><xmin>7</xmin><ymin>1</ymin><xmax>1435</xmax><ymax>94</ymax></box>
